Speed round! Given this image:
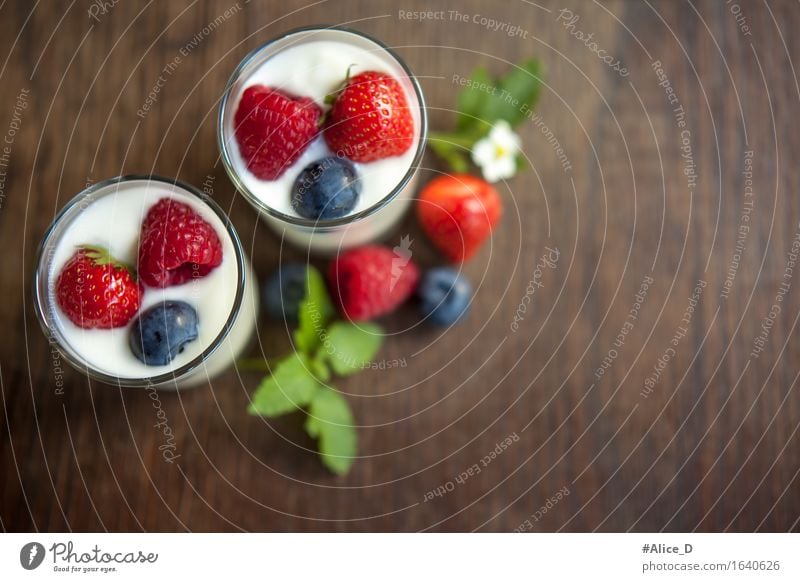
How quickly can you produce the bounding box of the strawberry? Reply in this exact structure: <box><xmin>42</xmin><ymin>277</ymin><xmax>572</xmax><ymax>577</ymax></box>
<box><xmin>328</xmin><ymin>245</ymin><xmax>419</xmax><ymax>321</ymax></box>
<box><xmin>323</xmin><ymin>71</ymin><xmax>414</xmax><ymax>163</ymax></box>
<box><xmin>417</xmin><ymin>174</ymin><xmax>502</xmax><ymax>262</ymax></box>
<box><xmin>138</xmin><ymin>197</ymin><xmax>223</xmax><ymax>288</ymax></box>
<box><xmin>56</xmin><ymin>246</ymin><xmax>142</xmax><ymax>329</ymax></box>
<box><xmin>234</xmin><ymin>85</ymin><xmax>322</xmax><ymax>180</ymax></box>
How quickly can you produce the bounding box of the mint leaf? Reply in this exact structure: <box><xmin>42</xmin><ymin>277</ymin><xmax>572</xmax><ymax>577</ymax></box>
<box><xmin>456</xmin><ymin>67</ymin><xmax>493</xmax><ymax>132</ymax></box>
<box><xmin>310</xmin><ymin>355</ymin><xmax>331</xmax><ymax>383</ymax></box>
<box><xmin>321</xmin><ymin>321</ymin><xmax>384</xmax><ymax>376</ymax></box>
<box><xmin>294</xmin><ymin>266</ymin><xmax>334</xmax><ymax>354</ymax></box>
<box><xmin>304</xmin><ymin>388</ymin><xmax>357</xmax><ymax>475</ymax></box>
<box><xmin>247</xmin><ymin>352</ymin><xmax>323</xmax><ymax>417</ymax></box>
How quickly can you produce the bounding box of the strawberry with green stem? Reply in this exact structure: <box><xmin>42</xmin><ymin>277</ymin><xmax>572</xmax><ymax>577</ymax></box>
<box><xmin>56</xmin><ymin>245</ymin><xmax>142</xmax><ymax>329</ymax></box>
<box><xmin>323</xmin><ymin>68</ymin><xmax>415</xmax><ymax>163</ymax></box>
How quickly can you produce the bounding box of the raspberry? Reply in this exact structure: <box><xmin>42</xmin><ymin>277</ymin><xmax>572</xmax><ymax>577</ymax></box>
<box><xmin>234</xmin><ymin>85</ymin><xmax>322</xmax><ymax>180</ymax></box>
<box><xmin>137</xmin><ymin>197</ymin><xmax>223</xmax><ymax>288</ymax></box>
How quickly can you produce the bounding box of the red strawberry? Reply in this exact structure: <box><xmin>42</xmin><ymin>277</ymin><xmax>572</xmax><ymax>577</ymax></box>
<box><xmin>417</xmin><ymin>174</ymin><xmax>502</xmax><ymax>262</ymax></box>
<box><xmin>328</xmin><ymin>245</ymin><xmax>419</xmax><ymax>321</ymax></box>
<box><xmin>56</xmin><ymin>246</ymin><xmax>142</xmax><ymax>329</ymax></box>
<box><xmin>138</xmin><ymin>197</ymin><xmax>223</xmax><ymax>288</ymax></box>
<box><xmin>324</xmin><ymin>71</ymin><xmax>414</xmax><ymax>163</ymax></box>
<box><xmin>234</xmin><ymin>85</ymin><xmax>322</xmax><ymax>180</ymax></box>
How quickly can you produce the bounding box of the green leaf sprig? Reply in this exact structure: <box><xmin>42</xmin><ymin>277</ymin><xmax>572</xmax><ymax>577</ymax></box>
<box><xmin>246</xmin><ymin>266</ymin><xmax>384</xmax><ymax>475</ymax></box>
<box><xmin>427</xmin><ymin>59</ymin><xmax>544</xmax><ymax>173</ymax></box>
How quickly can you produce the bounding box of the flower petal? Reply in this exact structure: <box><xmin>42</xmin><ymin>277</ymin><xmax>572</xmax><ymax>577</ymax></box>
<box><xmin>481</xmin><ymin>163</ymin><xmax>501</xmax><ymax>183</ymax></box>
<box><xmin>490</xmin><ymin>155</ymin><xmax>517</xmax><ymax>182</ymax></box>
<box><xmin>471</xmin><ymin>137</ymin><xmax>496</xmax><ymax>167</ymax></box>
<box><xmin>490</xmin><ymin>121</ymin><xmax>521</xmax><ymax>152</ymax></box>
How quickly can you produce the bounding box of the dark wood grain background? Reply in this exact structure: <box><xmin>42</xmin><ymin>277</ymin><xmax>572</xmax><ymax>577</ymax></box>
<box><xmin>1</xmin><ymin>0</ymin><xmax>798</xmax><ymax>532</ymax></box>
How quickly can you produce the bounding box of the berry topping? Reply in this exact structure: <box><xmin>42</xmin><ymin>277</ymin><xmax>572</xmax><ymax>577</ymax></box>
<box><xmin>417</xmin><ymin>174</ymin><xmax>502</xmax><ymax>262</ymax></box>
<box><xmin>55</xmin><ymin>245</ymin><xmax>142</xmax><ymax>329</ymax></box>
<box><xmin>129</xmin><ymin>300</ymin><xmax>199</xmax><ymax>366</ymax></box>
<box><xmin>234</xmin><ymin>85</ymin><xmax>322</xmax><ymax>180</ymax></box>
<box><xmin>291</xmin><ymin>156</ymin><xmax>362</xmax><ymax>220</ymax></box>
<box><xmin>263</xmin><ymin>263</ymin><xmax>308</xmax><ymax>323</ymax></box>
<box><xmin>417</xmin><ymin>267</ymin><xmax>472</xmax><ymax>326</ymax></box>
<box><xmin>328</xmin><ymin>245</ymin><xmax>419</xmax><ymax>321</ymax></box>
<box><xmin>323</xmin><ymin>71</ymin><xmax>414</xmax><ymax>163</ymax></box>
<box><xmin>137</xmin><ymin>197</ymin><xmax>223</xmax><ymax>288</ymax></box>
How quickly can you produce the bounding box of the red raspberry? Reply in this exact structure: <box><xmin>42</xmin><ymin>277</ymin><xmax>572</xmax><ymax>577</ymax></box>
<box><xmin>328</xmin><ymin>245</ymin><xmax>419</xmax><ymax>321</ymax></box>
<box><xmin>234</xmin><ymin>85</ymin><xmax>322</xmax><ymax>180</ymax></box>
<box><xmin>324</xmin><ymin>71</ymin><xmax>415</xmax><ymax>163</ymax></box>
<box><xmin>137</xmin><ymin>197</ymin><xmax>223</xmax><ymax>288</ymax></box>
<box><xmin>417</xmin><ymin>174</ymin><xmax>502</xmax><ymax>262</ymax></box>
<box><xmin>55</xmin><ymin>246</ymin><xmax>142</xmax><ymax>329</ymax></box>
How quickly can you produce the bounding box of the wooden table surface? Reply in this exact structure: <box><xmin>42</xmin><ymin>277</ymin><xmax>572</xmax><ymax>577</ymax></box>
<box><xmin>1</xmin><ymin>0</ymin><xmax>799</xmax><ymax>532</ymax></box>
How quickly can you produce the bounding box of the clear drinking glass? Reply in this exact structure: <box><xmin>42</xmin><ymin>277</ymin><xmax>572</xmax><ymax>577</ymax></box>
<box><xmin>33</xmin><ymin>175</ymin><xmax>258</xmax><ymax>389</ymax></box>
<box><xmin>217</xmin><ymin>26</ymin><xmax>428</xmax><ymax>254</ymax></box>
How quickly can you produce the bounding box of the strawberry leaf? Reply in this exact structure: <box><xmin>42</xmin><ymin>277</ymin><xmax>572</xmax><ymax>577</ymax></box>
<box><xmin>430</xmin><ymin>59</ymin><xmax>544</xmax><ymax>174</ymax></box>
<box><xmin>79</xmin><ymin>244</ymin><xmax>136</xmax><ymax>278</ymax></box>
<box><xmin>456</xmin><ymin>67</ymin><xmax>493</xmax><ymax>132</ymax></box>
<box><xmin>323</xmin><ymin>63</ymin><xmax>357</xmax><ymax>107</ymax></box>
<box><xmin>427</xmin><ymin>134</ymin><xmax>472</xmax><ymax>173</ymax></box>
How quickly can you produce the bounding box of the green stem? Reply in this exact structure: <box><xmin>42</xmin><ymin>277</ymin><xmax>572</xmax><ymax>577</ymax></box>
<box><xmin>427</xmin><ymin>131</ymin><xmax>476</xmax><ymax>149</ymax></box>
<box><xmin>237</xmin><ymin>357</ymin><xmax>284</xmax><ymax>372</ymax></box>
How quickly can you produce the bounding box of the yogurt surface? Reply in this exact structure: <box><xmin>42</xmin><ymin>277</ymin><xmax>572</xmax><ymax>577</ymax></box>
<box><xmin>224</xmin><ymin>39</ymin><xmax>421</xmax><ymax>218</ymax></box>
<box><xmin>48</xmin><ymin>181</ymin><xmax>239</xmax><ymax>379</ymax></box>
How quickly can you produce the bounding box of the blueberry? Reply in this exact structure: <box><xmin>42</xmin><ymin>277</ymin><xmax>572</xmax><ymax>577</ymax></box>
<box><xmin>418</xmin><ymin>267</ymin><xmax>472</xmax><ymax>326</ymax></box>
<box><xmin>291</xmin><ymin>156</ymin><xmax>361</xmax><ymax>220</ymax></box>
<box><xmin>129</xmin><ymin>300</ymin><xmax>199</xmax><ymax>366</ymax></box>
<box><xmin>263</xmin><ymin>263</ymin><xmax>308</xmax><ymax>322</ymax></box>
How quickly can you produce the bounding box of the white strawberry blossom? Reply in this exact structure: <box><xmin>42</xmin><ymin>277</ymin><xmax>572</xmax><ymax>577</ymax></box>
<box><xmin>470</xmin><ymin>121</ymin><xmax>521</xmax><ymax>183</ymax></box>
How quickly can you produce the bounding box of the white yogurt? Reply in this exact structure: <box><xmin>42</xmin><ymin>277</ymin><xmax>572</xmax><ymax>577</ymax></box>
<box><xmin>45</xmin><ymin>179</ymin><xmax>257</xmax><ymax>386</ymax></box>
<box><xmin>220</xmin><ymin>33</ymin><xmax>424</xmax><ymax>253</ymax></box>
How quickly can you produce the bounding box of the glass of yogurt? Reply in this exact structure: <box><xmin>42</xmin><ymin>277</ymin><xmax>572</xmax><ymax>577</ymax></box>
<box><xmin>33</xmin><ymin>175</ymin><xmax>258</xmax><ymax>389</ymax></box>
<box><xmin>217</xmin><ymin>26</ymin><xmax>427</xmax><ymax>254</ymax></box>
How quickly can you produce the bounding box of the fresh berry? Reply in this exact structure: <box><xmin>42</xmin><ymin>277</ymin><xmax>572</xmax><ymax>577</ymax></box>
<box><xmin>263</xmin><ymin>263</ymin><xmax>308</xmax><ymax>323</ymax></box>
<box><xmin>234</xmin><ymin>85</ymin><xmax>322</xmax><ymax>180</ymax></box>
<box><xmin>328</xmin><ymin>245</ymin><xmax>419</xmax><ymax>321</ymax></box>
<box><xmin>291</xmin><ymin>156</ymin><xmax>361</xmax><ymax>220</ymax></box>
<box><xmin>129</xmin><ymin>300</ymin><xmax>199</xmax><ymax>366</ymax></box>
<box><xmin>55</xmin><ymin>245</ymin><xmax>142</xmax><ymax>329</ymax></box>
<box><xmin>138</xmin><ymin>197</ymin><xmax>223</xmax><ymax>288</ymax></box>
<box><xmin>417</xmin><ymin>174</ymin><xmax>502</xmax><ymax>262</ymax></box>
<box><xmin>324</xmin><ymin>71</ymin><xmax>414</xmax><ymax>163</ymax></box>
<box><xmin>418</xmin><ymin>267</ymin><xmax>472</xmax><ymax>326</ymax></box>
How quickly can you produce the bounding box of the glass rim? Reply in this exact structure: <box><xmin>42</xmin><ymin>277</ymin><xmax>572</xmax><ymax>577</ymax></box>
<box><xmin>216</xmin><ymin>24</ymin><xmax>429</xmax><ymax>229</ymax></box>
<box><xmin>32</xmin><ymin>174</ymin><xmax>248</xmax><ymax>387</ymax></box>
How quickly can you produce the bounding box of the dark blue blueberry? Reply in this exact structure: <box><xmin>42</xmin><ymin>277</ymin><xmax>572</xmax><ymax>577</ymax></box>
<box><xmin>129</xmin><ymin>300</ymin><xmax>199</xmax><ymax>366</ymax></box>
<box><xmin>291</xmin><ymin>156</ymin><xmax>361</xmax><ymax>220</ymax></box>
<box><xmin>263</xmin><ymin>263</ymin><xmax>308</xmax><ymax>322</ymax></box>
<box><xmin>418</xmin><ymin>267</ymin><xmax>472</xmax><ymax>326</ymax></box>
